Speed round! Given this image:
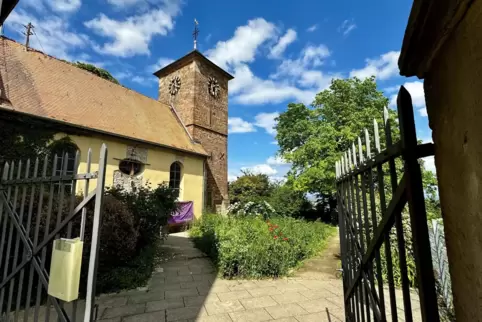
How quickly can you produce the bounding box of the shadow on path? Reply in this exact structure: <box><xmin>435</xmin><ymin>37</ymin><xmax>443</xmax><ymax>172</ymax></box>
<box><xmin>16</xmin><ymin>232</ymin><xmax>347</xmax><ymax>321</ymax></box>
<box><xmin>95</xmin><ymin>231</ymin><xmax>346</xmax><ymax>322</ymax></box>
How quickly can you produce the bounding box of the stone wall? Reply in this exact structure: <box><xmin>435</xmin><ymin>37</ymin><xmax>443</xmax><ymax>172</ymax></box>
<box><xmin>190</xmin><ymin>126</ymin><xmax>228</xmax><ymax>207</ymax></box>
<box><xmin>424</xmin><ymin>1</ymin><xmax>482</xmax><ymax>320</ymax></box>
<box><xmin>158</xmin><ymin>62</ymin><xmax>195</xmax><ymax>128</ymax></box>
<box><xmin>193</xmin><ymin>60</ymin><xmax>229</xmax><ymax>135</ymax></box>
<box><xmin>156</xmin><ymin>55</ymin><xmax>230</xmax><ymax>211</ymax></box>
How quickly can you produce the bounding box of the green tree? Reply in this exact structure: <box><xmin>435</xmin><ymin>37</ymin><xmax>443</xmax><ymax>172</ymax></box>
<box><xmin>275</xmin><ymin>76</ymin><xmax>440</xmax><ymax>217</ymax></box>
<box><xmin>276</xmin><ymin>76</ymin><xmax>396</xmax><ymax>195</ymax></box>
<box><xmin>74</xmin><ymin>62</ymin><xmax>120</xmax><ymax>84</ymax></box>
<box><xmin>268</xmin><ymin>182</ymin><xmax>313</xmax><ymax>218</ymax></box>
<box><xmin>0</xmin><ymin>115</ymin><xmax>55</xmax><ymax>167</ymax></box>
<box><xmin>229</xmin><ymin>171</ymin><xmax>273</xmax><ymax>204</ymax></box>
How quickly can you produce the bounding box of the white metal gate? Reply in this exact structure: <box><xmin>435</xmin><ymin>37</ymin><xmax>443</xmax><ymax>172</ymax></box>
<box><xmin>0</xmin><ymin>144</ymin><xmax>107</xmax><ymax>322</ymax></box>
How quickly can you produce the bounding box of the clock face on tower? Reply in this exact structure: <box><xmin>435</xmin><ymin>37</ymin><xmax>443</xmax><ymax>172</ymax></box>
<box><xmin>208</xmin><ymin>76</ymin><xmax>220</xmax><ymax>98</ymax></box>
<box><xmin>169</xmin><ymin>76</ymin><xmax>181</xmax><ymax>96</ymax></box>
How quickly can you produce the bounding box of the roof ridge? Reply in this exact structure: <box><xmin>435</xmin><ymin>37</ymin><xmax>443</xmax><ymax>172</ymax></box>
<box><xmin>0</xmin><ymin>36</ymin><xmax>173</xmax><ymax>111</ymax></box>
<box><xmin>0</xmin><ymin>36</ymin><xmax>208</xmax><ymax>155</ymax></box>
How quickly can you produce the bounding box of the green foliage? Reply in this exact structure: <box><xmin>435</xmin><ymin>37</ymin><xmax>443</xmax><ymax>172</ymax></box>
<box><xmin>228</xmin><ymin>172</ymin><xmax>317</xmax><ymax>220</ymax></box>
<box><xmin>229</xmin><ymin>170</ymin><xmax>273</xmax><ymax>204</ymax></box>
<box><xmin>106</xmin><ymin>183</ymin><xmax>179</xmax><ymax>248</ymax></box>
<box><xmin>47</xmin><ymin>136</ymin><xmax>78</xmax><ymax>157</ymax></box>
<box><xmin>227</xmin><ymin>200</ymin><xmax>276</xmax><ymax>220</ymax></box>
<box><xmin>190</xmin><ymin>214</ymin><xmax>336</xmax><ymax>278</ymax></box>
<box><xmin>94</xmin><ymin>242</ymin><xmax>162</xmax><ymax>293</ymax></box>
<box><xmin>422</xmin><ymin>163</ymin><xmax>441</xmax><ymax>220</ymax></box>
<box><xmin>268</xmin><ymin>183</ymin><xmax>313</xmax><ymax>218</ymax></box>
<box><xmin>276</xmin><ymin>77</ymin><xmax>395</xmax><ymax>195</ymax></box>
<box><xmin>74</xmin><ymin>62</ymin><xmax>120</xmax><ymax>84</ymax></box>
<box><xmin>0</xmin><ymin>114</ymin><xmax>55</xmax><ymax>166</ymax></box>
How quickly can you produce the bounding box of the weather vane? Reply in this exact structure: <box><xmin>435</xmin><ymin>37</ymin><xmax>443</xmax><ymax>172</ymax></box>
<box><xmin>193</xmin><ymin>19</ymin><xmax>199</xmax><ymax>50</ymax></box>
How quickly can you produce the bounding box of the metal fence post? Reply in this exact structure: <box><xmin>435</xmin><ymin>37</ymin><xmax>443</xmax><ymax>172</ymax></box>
<box><xmin>84</xmin><ymin>144</ymin><xmax>107</xmax><ymax>322</ymax></box>
<box><xmin>397</xmin><ymin>86</ymin><xmax>440</xmax><ymax>322</ymax></box>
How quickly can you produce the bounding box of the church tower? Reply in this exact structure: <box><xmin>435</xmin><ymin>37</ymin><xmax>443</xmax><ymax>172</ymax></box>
<box><xmin>154</xmin><ymin>50</ymin><xmax>233</xmax><ymax>212</ymax></box>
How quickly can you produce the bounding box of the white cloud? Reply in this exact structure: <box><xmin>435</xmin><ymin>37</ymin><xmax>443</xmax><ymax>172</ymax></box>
<box><xmin>113</xmin><ymin>71</ymin><xmax>132</xmax><ymax>80</ymax></box>
<box><xmin>149</xmin><ymin>57</ymin><xmax>174</xmax><ymax>72</ymax></box>
<box><xmin>389</xmin><ymin>81</ymin><xmax>427</xmax><ymax>116</ymax></box>
<box><xmin>234</xmin><ymin>78</ymin><xmax>318</xmax><ymax>105</ymax></box>
<box><xmin>350</xmin><ymin>51</ymin><xmax>400</xmax><ymax>80</ymax></box>
<box><xmin>307</xmin><ymin>24</ymin><xmax>318</xmax><ymax>32</ymax></box>
<box><xmin>403</xmin><ymin>81</ymin><xmax>425</xmax><ymax>107</ymax></box>
<box><xmin>207</xmin><ymin>20</ymin><xmax>335</xmax><ymax>105</ymax></box>
<box><xmin>338</xmin><ymin>19</ymin><xmax>356</xmax><ymax>36</ymax></box>
<box><xmin>302</xmin><ymin>44</ymin><xmax>330</xmax><ymax>67</ymax></box>
<box><xmin>255</xmin><ymin>112</ymin><xmax>279</xmax><ymax>135</ymax></box>
<box><xmin>423</xmin><ymin>156</ymin><xmax>436</xmax><ymax>173</ymax></box>
<box><xmin>50</xmin><ymin>0</ymin><xmax>81</xmax><ymax>12</ymax></box>
<box><xmin>267</xmin><ymin>156</ymin><xmax>287</xmax><ymax>165</ymax></box>
<box><xmin>131</xmin><ymin>75</ymin><xmax>156</xmax><ymax>85</ymax></box>
<box><xmin>107</xmin><ymin>0</ymin><xmax>141</xmax><ymax>6</ymax></box>
<box><xmin>229</xmin><ymin>43</ymin><xmax>334</xmax><ymax>105</ymax></box>
<box><xmin>270</xmin><ymin>141</ymin><xmax>278</xmax><ymax>145</ymax></box>
<box><xmin>228</xmin><ymin>117</ymin><xmax>256</xmax><ymax>133</ymax></box>
<box><xmin>269</xmin><ymin>29</ymin><xmax>297</xmax><ymax>58</ymax></box>
<box><xmin>241</xmin><ymin>164</ymin><xmax>278</xmax><ymax>176</ymax></box>
<box><xmin>231</xmin><ymin>155</ymin><xmax>291</xmax><ymax>182</ymax></box>
<box><xmin>229</xmin><ymin>62</ymin><xmax>332</xmax><ymax>105</ymax></box>
<box><xmin>384</xmin><ymin>85</ymin><xmax>400</xmax><ymax>94</ymax></box>
<box><xmin>85</xmin><ymin>2</ymin><xmax>181</xmax><ymax>57</ymax></box>
<box><xmin>206</xmin><ymin>18</ymin><xmax>276</xmax><ymax>70</ymax></box>
<box><xmin>272</xmin><ymin>44</ymin><xmax>330</xmax><ymax>79</ymax></box>
<box><xmin>6</xmin><ymin>10</ymin><xmax>89</xmax><ymax>60</ymax></box>
<box><xmin>22</xmin><ymin>0</ymin><xmax>81</xmax><ymax>13</ymax></box>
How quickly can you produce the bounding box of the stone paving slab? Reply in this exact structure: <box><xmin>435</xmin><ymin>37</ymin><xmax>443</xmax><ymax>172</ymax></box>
<box><xmin>228</xmin><ymin>308</ymin><xmax>273</xmax><ymax>322</ymax></box>
<box><xmin>13</xmin><ymin>231</ymin><xmax>427</xmax><ymax>322</ymax></box>
<box><xmin>265</xmin><ymin>304</ymin><xmax>308</xmax><ymax>319</ymax></box>
<box><xmin>239</xmin><ymin>296</ymin><xmax>278</xmax><ymax>309</ymax></box>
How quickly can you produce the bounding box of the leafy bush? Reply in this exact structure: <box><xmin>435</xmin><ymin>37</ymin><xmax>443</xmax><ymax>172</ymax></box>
<box><xmin>190</xmin><ymin>214</ymin><xmax>336</xmax><ymax>278</ymax></box>
<box><xmin>94</xmin><ymin>195</ymin><xmax>139</xmax><ymax>263</ymax></box>
<box><xmin>106</xmin><ymin>183</ymin><xmax>178</xmax><ymax>247</ymax></box>
<box><xmin>229</xmin><ymin>171</ymin><xmax>273</xmax><ymax>204</ymax></box>
<box><xmin>269</xmin><ymin>184</ymin><xmax>314</xmax><ymax>218</ymax></box>
<box><xmin>227</xmin><ymin>200</ymin><xmax>276</xmax><ymax>220</ymax></box>
<box><xmin>1</xmin><ymin>181</ymin><xmax>178</xmax><ymax>308</ymax></box>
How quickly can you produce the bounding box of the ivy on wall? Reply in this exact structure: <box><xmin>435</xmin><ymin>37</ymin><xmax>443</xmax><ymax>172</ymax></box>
<box><xmin>0</xmin><ymin>113</ymin><xmax>79</xmax><ymax>171</ymax></box>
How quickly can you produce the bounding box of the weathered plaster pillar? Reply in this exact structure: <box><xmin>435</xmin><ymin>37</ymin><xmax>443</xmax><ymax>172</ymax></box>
<box><xmin>422</xmin><ymin>2</ymin><xmax>482</xmax><ymax>320</ymax></box>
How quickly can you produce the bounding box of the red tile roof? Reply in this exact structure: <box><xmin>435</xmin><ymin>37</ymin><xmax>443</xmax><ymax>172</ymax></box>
<box><xmin>0</xmin><ymin>37</ymin><xmax>207</xmax><ymax>156</ymax></box>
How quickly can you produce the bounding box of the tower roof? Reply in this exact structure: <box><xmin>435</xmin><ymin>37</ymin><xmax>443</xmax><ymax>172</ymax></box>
<box><xmin>153</xmin><ymin>50</ymin><xmax>234</xmax><ymax>80</ymax></box>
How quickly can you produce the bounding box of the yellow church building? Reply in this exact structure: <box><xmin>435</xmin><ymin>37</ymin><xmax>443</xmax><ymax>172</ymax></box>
<box><xmin>0</xmin><ymin>36</ymin><xmax>233</xmax><ymax>218</ymax></box>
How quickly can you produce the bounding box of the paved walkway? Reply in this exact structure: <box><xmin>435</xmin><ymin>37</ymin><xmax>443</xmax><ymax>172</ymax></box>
<box><xmin>95</xmin><ymin>231</ymin><xmax>346</xmax><ymax>322</ymax></box>
<box><xmin>15</xmin><ymin>230</ymin><xmax>422</xmax><ymax>321</ymax></box>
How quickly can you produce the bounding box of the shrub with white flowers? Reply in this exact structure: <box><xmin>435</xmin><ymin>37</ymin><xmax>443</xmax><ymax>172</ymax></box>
<box><xmin>227</xmin><ymin>201</ymin><xmax>276</xmax><ymax>220</ymax></box>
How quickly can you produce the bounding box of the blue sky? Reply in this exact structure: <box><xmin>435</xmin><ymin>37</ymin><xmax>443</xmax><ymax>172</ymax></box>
<box><xmin>4</xmin><ymin>0</ymin><xmax>433</xmax><ymax>180</ymax></box>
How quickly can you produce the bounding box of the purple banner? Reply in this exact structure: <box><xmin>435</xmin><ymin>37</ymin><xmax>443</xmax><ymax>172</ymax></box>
<box><xmin>168</xmin><ymin>201</ymin><xmax>194</xmax><ymax>224</ymax></box>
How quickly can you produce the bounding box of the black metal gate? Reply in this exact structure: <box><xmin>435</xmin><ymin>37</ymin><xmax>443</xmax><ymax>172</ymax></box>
<box><xmin>0</xmin><ymin>145</ymin><xmax>107</xmax><ymax>322</ymax></box>
<box><xmin>336</xmin><ymin>87</ymin><xmax>440</xmax><ymax>322</ymax></box>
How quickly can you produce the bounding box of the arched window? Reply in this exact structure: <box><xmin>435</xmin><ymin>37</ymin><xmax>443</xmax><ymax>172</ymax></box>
<box><xmin>169</xmin><ymin>162</ymin><xmax>182</xmax><ymax>197</ymax></box>
<box><xmin>49</xmin><ymin>137</ymin><xmax>79</xmax><ymax>193</ymax></box>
